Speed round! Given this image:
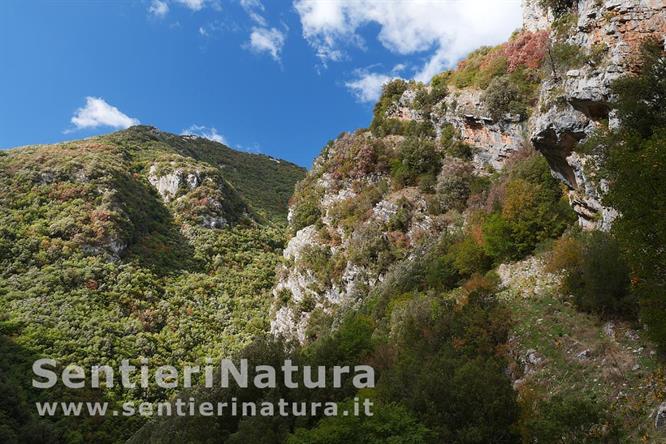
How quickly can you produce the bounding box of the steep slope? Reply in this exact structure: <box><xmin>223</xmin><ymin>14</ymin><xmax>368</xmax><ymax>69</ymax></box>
<box><xmin>108</xmin><ymin>125</ymin><xmax>305</xmax><ymax>222</ymax></box>
<box><xmin>0</xmin><ymin>126</ymin><xmax>305</xmax><ymax>442</ymax></box>
<box><xmin>528</xmin><ymin>0</ymin><xmax>665</xmax><ymax>230</ymax></box>
<box><xmin>98</xmin><ymin>2</ymin><xmax>665</xmax><ymax>443</ymax></box>
<box><xmin>266</xmin><ymin>0</ymin><xmax>666</xmax><ymax>441</ymax></box>
<box><xmin>272</xmin><ymin>0</ymin><xmax>665</xmax><ymax>338</ymax></box>
<box><xmin>498</xmin><ymin>256</ymin><xmax>664</xmax><ymax>442</ymax></box>
<box><xmin>271</xmin><ymin>29</ymin><xmax>567</xmax><ymax>340</ymax></box>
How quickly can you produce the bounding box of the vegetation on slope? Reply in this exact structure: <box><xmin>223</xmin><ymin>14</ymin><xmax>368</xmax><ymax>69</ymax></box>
<box><xmin>108</xmin><ymin>126</ymin><xmax>306</xmax><ymax>222</ymax></box>
<box><xmin>0</xmin><ymin>127</ymin><xmax>304</xmax><ymax>442</ymax></box>
<box><xmin>0</xmin><ymin>12</ymin><xmax>663</xmax><ymax>444</ymax></box>
<box><xmin>577</xmin><ymin>39</ymin><xmax>666</xmax><ymax>349</ymax></box>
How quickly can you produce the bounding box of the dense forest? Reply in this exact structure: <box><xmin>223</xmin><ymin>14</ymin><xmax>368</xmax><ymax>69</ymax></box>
<box><xmin>0</xmin><ymin>128</ymin><xmax>305</xmax><ymax>442</ymax></box>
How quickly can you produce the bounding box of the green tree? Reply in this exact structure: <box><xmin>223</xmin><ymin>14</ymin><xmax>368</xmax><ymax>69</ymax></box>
<box><xmin>605</xmin><ymin>39</ymin><xmax>666</xmax><ymax>347</ymax></box>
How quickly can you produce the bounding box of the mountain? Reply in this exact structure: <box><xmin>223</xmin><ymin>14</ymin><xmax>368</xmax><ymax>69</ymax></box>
<box><xmin>272</xmin><ymin>0</ymin><xmax>664</xmax><ymax>335</ymax></box>
<box><xmin>265</xmin><ymin>0</ymin><xmax>666</xmax><ymax>441</ymax></box>
<box><xmin>2</xmin><ymin>0</ymin><xmax>665</xmax><ymax>443</ymax></box>
<box><xmin>133</xmin><ymin>1</ymin><xmax>665</xmax><ymax>442</ymax></box>
<box><xmin>0</xmin><ymin>126</ymin><xmax>305</xmax><ymax>442</ymax></box>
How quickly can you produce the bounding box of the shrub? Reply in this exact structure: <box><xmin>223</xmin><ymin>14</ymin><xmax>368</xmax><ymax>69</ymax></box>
<box><xmin>448</xmin><ymin>31</ymin><xmax>546</xmax><ymax>92</ymax></box>
<box><xmin>604</xmin><ymin>39</ymin><xmax>666</xmax><ymax>345</ymax></box>
<box><xmin>611</xmin><ymin>38</ymin><xmax>666</xmax><ymax>138</ymax></box>
<box><xmin>482</xmin><ymin>68</ymin><xmax>540</xmax><ymax>122</ymax></box>
<box><xmin>476</xmin><ymin>54</ymin><xmax>509</xmax><ymax>89</ymax></box>
<box><xmin>504</xmin><ymin>31</ymin><xmax>549</xmax><ymax>72</ymax></box>
<box><xmin>447</xmin><ymin>236</ymin><xmax>493</xmax><ymax>277</ymax></box>
<box><xmin>550</xmin><ymin>42</ymin><xmax>586</xmax><ymax>71</ymax></box>
<box><xmin>483</xmin><ymin>76</ymin><xmax>521</xmax><ymax>121</ymax></box>
<box><xmin>298</xmin><ymin>294</ymin><xmax>317</xmax><ymax>313</ymax></box>
<box><xmin>291</xmin><ymin>187</ymin><xmax>322</xmax><ymax>232</ymax></box>
<box><xmin>450</xmin><ymin>46</ymin><xmax>495</xmax><ymax>88</ymax></box>
<box><xmin>562</xmin><ymin>231</ymin><xmax>636</xmax><ymax>318</ymax></box>
<box><xmin>545</xmin><ymin>234</ymin><xmax>582</xmax><ymax>273</ymax></box>
<box><xmin>439</xmin><ymin>124</ymin><xmax>474</xmax><ymax>161</ymax></box>
<box><xmin>287</xmin><ymin>402</ymin><xmax>432</xmax><ymax>444</ymax></box>
<box><xmin>378</xmin><ymin>288</ymin><xmax>518</xmax><ymax>443</ymax></box>
<box><xmin>348</xmin><ymin>223</ymin><xmax>397</xmax><ymax>273</ymax></box>
<box><xmin>482</xmin><ymin>213</ymin><xmax>515</xmax><ymax>260</ymax></box>
<box><xmin>370</xmin><ymin>79</ymin><xmax>435</xmax><ymax>137</ymax></box>
<box><xmin>391</xmin><ymin>137</ymin><xmax>442</xmax><ymax>188</ymax></box>
<box><xmin>521</xmin><ymin>393</ymin><xmax>622</xmax><ymax>443</ymax></box>
<box><xmin>328</xmin><ymin>182</ymin><xmax>387</xmax><ymax>234</ymax></box>
<box><xmin>481</xmin><ymin>153</ymin><xmax>575</xmax><ymax>262</ymax></box>
<box><xmin>413</xmin><ymin>81</ymin><xmax>448</xmax><ymax>114</ymax></box>
<box><xmin>435</xmin><ymin>159</ymin><xmax>474</xmax><ymax>212</ymax></box>
<box><xmin>538</xmin><ymin>0</ymin><xmax>575</xmax><ymax>18</ymax></box>
<box><xmin>299</xmin><ymin>244</ymin><xmax>333</xmax><ymax>285</ymax></box>
<box><xmin>387</xmin><ymin>198</ymin><xmax>413</xmax><ymax>232</ymax></box>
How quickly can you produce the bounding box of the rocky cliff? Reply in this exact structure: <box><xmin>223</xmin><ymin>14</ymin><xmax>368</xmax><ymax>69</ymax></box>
<box><xmin>271</xmin><ymin>0</ymin><xmax>665</xmax><ymax>340</ymax></box>
<box><xmin>530</xmin><ymin>0</ymin><xmax>664</xmax><ymax>230</ymax></box>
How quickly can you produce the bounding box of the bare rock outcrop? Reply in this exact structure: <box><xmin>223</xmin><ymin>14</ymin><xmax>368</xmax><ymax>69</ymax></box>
<box><xmin>530</xmin><ymin>0</ymin><xmax>665</xmax><ymax>229</ymax></box>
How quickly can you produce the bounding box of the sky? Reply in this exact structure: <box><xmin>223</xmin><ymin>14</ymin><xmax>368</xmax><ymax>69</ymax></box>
<box><xmin>0</xmin><ymin>0</ymin><xmax>522</xmax><ymax>167</ymax></box>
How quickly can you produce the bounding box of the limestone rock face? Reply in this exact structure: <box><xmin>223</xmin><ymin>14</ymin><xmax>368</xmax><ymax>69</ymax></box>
<box><xmin>269</xmin><ymin>133</ymin><xmax>447</xmax><ymax>341</ymax></box>
<box><xmin>523</xmin><ymin>0</ymin><xmax>552</xmax><ymax>32</ymax></box>
<box><xmin>148</xmin><ymin>164</ymin><xmax>202</xmax><ymax>202</ymax></box>
<box><xmin>530</xmin><ymin>0</ymin><xmax>665</xmax><ymax>230</ymax></box>
<box><xmin>438</xmin><ymin>89</ymin><xmax>527</xmax><ymax>172</ymax></box>
<box><xmin>270</xmin><ymin>0</ymin><xmax>665</xmax><ymax>340</ymax></box>
<box><xmin>147</xmin><ymin>163</ymin><xmax>245</xmax><ymax>229</ymax></box>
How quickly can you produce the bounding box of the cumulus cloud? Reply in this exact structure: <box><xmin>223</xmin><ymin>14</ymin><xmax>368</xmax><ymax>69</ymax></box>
<box><xmin>247</xmin><ymin>27</ymin><xmax>286</xmax><ymax>61</ymax></box>
<box><xmin>293</xmin><ymin>0</ymin><xmax>522</xmax><ymax>80</ymax></box>
<box><xmin>70</xmin><ymin>97</ymin><xmax>139</xmax><ymax>131</ymax></box>
<box><xmin>148</xmin><ymin>0</ymin><xmax>169</xmax><ymax>18</ymax></box>
<box><xmin>181</xmin><ymin>125</ymin><xmax>227</xmax><ymax>144</ymax></box>
<box><xmin>345</xmin><ymin>70</ymin><xmax>396</xmax><ymax>103</ymax></box>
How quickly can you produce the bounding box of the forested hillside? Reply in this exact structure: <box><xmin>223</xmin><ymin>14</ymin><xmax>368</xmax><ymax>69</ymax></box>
<box><xmin>0</xmin><ymin>126</ymin><xmax>305</xmax><ymax>442</ymax></box>
<box><xmin>1</xmin><ymin>0</ymin><xmax>665</xmax><ymax>443</ymax></box>
<box><xmin>133</xmin><ymin>0</ymin><xmax>666</xmax><ymax>442</ymax></box>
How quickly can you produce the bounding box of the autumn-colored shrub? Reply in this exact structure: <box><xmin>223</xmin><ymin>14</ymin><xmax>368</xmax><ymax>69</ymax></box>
<box><xmin>350</xmin><ymin>140</ymin><xmax>389</xmax><ymax>178</ymax></box>
<box><xmin>545</xmin><ymin>234</ymin><xmax>582</xmax><ymax>273</ymax></box>
<box><xmin>504</xmin><ymin>31</ymin><xmax>549</xmax><ymax>72</ymax></box>
<box><xmin>449</xmin><ymin>31</ymin><xmax>547</xmax><ymax>91</ymax></box>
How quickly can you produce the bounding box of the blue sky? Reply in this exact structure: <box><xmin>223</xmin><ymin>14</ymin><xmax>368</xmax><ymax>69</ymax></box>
<box><xmin>0</xmin><ymin>0</ymin><xmax>522</xmax><ymax>167</ymax></box>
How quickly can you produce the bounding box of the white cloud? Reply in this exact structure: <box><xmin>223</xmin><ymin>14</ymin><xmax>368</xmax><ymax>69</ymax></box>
<box><xmin>247</xmin><ymin>27</ymin><xmax>286</xmax><ymax>61</ymax></box>
<box><xmin>240</xmin><ymin>0</ymin><xmax>263</xmax><ymax>9</ymax></box>
<box><xmin>181</xmin><ymin>125</ymin><xmax>227</xmax><ymax>144</ymax></box>
<box><xmin>345</xmin><ymin>70</ymin><xmax>396</xmax><ymax>103</ymax></box>
<box><xmin>293</xmin><ymin>0</ymin><xmax>522</xmax><ymax>80</ymax></box>
<box><xmin>240</xmin><ymin>0</ymin><xmax>267</xmax><ymax>25</ymax></box>
<box><xmin>148</xmin><ymin>0</ymin><xmax>169</xmax><ymax>18</ymax></box>
<box><xmin>70</xmin><ymin>97</ymin><xmax>139</xmax><ymax>131</ymax></box>
<box><xmin>176</xmin><ymin>0</ymin><xmax>205</xmax><ymax>11</ymax></box>
<box><xmin>391</xmin><ymin>63</ymin><xmax>407</xmax><ymax>74</ymax></box>
<box><xmin>247</xmin><ymin>11</ymin><xmax>267</xmax><ymax>26</ymax></box>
